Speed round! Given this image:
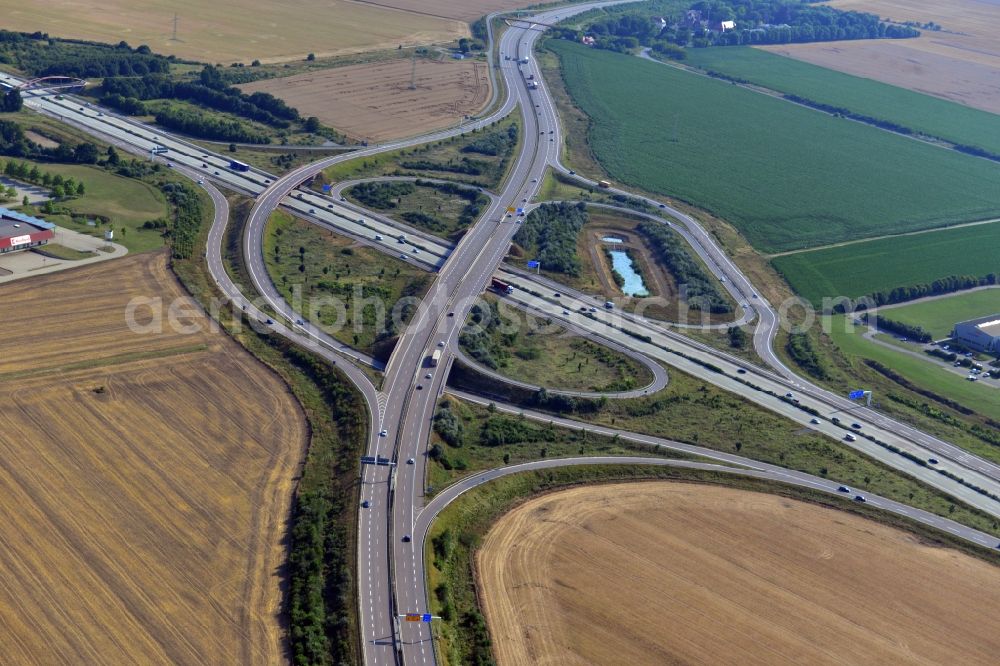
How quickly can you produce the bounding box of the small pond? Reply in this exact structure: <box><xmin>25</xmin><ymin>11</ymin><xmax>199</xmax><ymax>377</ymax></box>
<box><xmin>608</xmin><ymin>250</ymin><xmax>649</xmax><ymax>297</ymax></box>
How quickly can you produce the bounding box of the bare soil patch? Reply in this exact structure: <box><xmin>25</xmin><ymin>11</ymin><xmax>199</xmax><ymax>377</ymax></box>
<box><xmin>762</xmin><ymin>0</ymin><xmax>1000</xmax><ymax>114</ymax></box>
<box><xmin>0</xmin><ymin>252</ymin><xmax>306</xmax><ymax>665</ymax></box>
<box><xmin>242</xmin><ymin>57</ymin><xmax>490</xmax><ymax>142</ymax></box>
<box><xmin>24</xmin><ymin>130</ymin><xmax>59</xmax><ymax>148</ymax></box>
<box><xmin>478</xmin><ymin>483</ymin><xmax>1000</xmax><ymax>666</ymax></box>
<box><xmin>0</xmin><ymin>0</ymin><xmax>467</xmax><ymax>64</ymax></box>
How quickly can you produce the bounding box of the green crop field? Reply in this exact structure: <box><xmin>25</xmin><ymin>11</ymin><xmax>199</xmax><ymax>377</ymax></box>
<box><xmin>548</xmin><ymin>40</ymin><xmax>1000</xmax><ymax>253</ymax></box>
<box><xmin>881</xmin><ymin>290</ymin><xmax>1000</xmax><ymax>339</ymax></box>
<box><xmin>772</xmin><ymin>222</ymin><xmax>1000</xmax><ymax>306</ymax></box>
<box><xmin>684</xmin><ymin>47</ymin><xmax>1000</xmax><ymax>158</ymax></box>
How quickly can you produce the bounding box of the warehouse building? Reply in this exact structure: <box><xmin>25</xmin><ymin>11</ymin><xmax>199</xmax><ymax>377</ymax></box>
<box><xmin>952</xmin><ymin>315</ymin><xmax>1000</xmax><ymax>353</ymax></box>
<box><xmin>0</xmin><ymin>208</ymin><xmax>55</xmax><ymax>254</ymax></box>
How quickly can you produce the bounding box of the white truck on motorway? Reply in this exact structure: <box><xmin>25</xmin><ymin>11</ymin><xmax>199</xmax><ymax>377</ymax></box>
<box><xmin>429</xmin><ymin>349</ymin><xmax>442</xmax><ymax>367</ymax></box>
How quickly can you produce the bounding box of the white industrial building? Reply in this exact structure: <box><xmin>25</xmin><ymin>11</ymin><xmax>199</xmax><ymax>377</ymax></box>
<box><xmin>952</xmin><ymin>315</ymin><xmax>1000</xmax><ymax>353</ymax></box>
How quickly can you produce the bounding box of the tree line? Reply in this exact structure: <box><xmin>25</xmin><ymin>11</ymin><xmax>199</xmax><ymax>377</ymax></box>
<box><xmin>101</xmin><ymin>66</ymin><xmax>298</xmax><ymax>129</ymax></box>
<box><xmin>638</xmin><ymin>221</ymin><xmax>732</xmax><ymax>313</ymax></box>
<box><xmin>0</xmin><ymin>119</ymin><xmax>100</xmax><ymax>163</ymax></box>
<box><xmin>2</xmin><ymin>160</ymin><xmax>85</xmax><ymax>197</ymax></box>
<box><xmin>863</xmin><ymin>313</ymin><xmax>933</xmax><ymax>343</ymax></box>
<box><xmin>398</xmin><ymin>157</ymin><xmax>486</xmax><ymax>176</ymax></box>
<box><xmin>0</xmin><ymin>30</ymin><xmax>173</xmax><ymax>78</ymax></box>
<box><xmin>837</xmin><ymin>273</ymin><xmax>1000</xmax><ymax>311</ymax></box>
<box><xmin>153</xmin><ymin>106</ymin><xmax>269</xmax><ymax>144</ymax></box>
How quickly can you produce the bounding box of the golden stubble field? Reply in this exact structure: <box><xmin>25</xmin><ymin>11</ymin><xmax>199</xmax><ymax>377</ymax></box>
<box><xmin>242</xmin><ymin>57</ymin><xmax>490</xmax><ymax>142</ymax></box>
<box><xmin>0</xmin><ymin>252</ymin><xmax>306</xmax><ymax>664</ymax></box>
<box><xmin>0</xmin><ymin>0</ymin><xmax>468</xmax><ymax>63</ymax></box>
<box><xmin>761</xmin><ymin>0</ymin><xmax>1000</xmax><ymax>114</ymax></box>
<box><xmin>351</xmin><ymin>0</ymin><xmax>533</xmax><ymax>23</ymax></box>
<box><xmin>478</xmin><ymin>483</ymin><xmax>1000</xmax><ymax>666</ymax></box>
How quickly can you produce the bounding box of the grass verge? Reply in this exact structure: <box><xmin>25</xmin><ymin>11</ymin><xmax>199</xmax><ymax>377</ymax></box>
<box><xmin>172</xmin><ymin>180</ymin><xmax>365</xmax><ymax>665</ymax></box>
<box><xmin>263</xmin><ymin>210</ymin><xmax>431</xmax><ymax>359</ymax></box>
<box><xmin>458</xmin><ymin>295</ymin><xmax>653</xmax><ymax>392</ymax></box>
<box><xmin>319</xmin><ymin>112</ymin><xmax>522</xmax><ymax>191</ymax></box>
<box><xmin>448</xmin><ymin>360</ymin><xmax>1000</xmax><ymax>538</ymax></box>
<box><xmin>425</xmin><ymin>396</ymin><xmax>696</xmax><ymax>491</ymax></box>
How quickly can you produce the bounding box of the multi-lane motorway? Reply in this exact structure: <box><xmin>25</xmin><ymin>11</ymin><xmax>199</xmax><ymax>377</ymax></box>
<box><xmin>6</xmin><ymin>4</ymin><xmax>1000</xmax><ymax>664</ymax></box>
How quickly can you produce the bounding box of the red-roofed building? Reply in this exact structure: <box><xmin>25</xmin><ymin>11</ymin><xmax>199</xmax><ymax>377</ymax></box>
<box><xmin>0</xmin><ymin>208</ymin><xmax>55</xmax><ymax>254</ymax></box>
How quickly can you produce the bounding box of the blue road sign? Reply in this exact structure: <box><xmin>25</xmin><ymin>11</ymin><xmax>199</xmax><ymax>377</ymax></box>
<box><xmin>422</xmin><ymin>614</ymin><xmax>432</xmax><ymax>622</ymax></box>
<box><xmin>849</xmin><ymin>389</ymin><xmax>865</xmax><ymax>400</ymax></box>
<box><xmin>527</xmin><ymin>260</ymin><xmax>540</xmax><ymax>268</ymax></box>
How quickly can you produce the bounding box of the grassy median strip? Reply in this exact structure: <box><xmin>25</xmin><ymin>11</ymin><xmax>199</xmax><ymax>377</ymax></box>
<box><xmin>426</xmin><ymin>466</ymin><xmax>1000</xmax><ymax>666</ymax></box>
<box><xmin>449</xmin><ymin>360</ymin><xmax>1000</xmax><ymax>538</ymax></box>
<box><xmin>426</xmin><ymin>396</ymin><xmax>703</xmax><ymax>491</ymax></box>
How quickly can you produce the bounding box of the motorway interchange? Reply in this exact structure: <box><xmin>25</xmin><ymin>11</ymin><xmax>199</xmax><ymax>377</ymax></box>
<box><xmin>7</xmin><ymin>2</ymin><xmax>1000</xmax><ymax>663</ymax></box>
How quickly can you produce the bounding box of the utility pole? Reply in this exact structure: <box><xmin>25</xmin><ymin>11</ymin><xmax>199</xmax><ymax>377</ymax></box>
<box><xmin>170</xmin><ymin>14</ymin><xmax>179</xmax><ymax>42</ymax></box>
<box><xmin>409</xmin><ymin>52</ymin><xmax>417</xmax><ymax>90</ymax></box>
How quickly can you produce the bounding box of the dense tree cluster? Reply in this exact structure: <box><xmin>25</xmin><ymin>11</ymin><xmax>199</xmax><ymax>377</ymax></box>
<box><xmin>461</xmin><ymin>123</ymin><xmax>519</xmax><ymax>157</ymax></box>
<box><xmin>638</xmin><ymin>221</ymin><xmax>731</xmax><ymax>313</ymax></box>
<box><xmin>348</xmin><ymin>181</ymin><xmax>415</xmax><ymax>209</ymax></box>
<box><xmin>459</xmin><ymin>301</ymin><xmax>511</xmax><ymax>370</ymax></box>
<box><xmin>0</xmin><ymin>119</ymin><xmax>100</xmax><ymax>163</ymax></box>
<box><xmin>398</xmin><ymin>157</ymin><xmax>486</xmax><ymax>176</ymax></box>
<box><xmin>478</xmin><ymin>414</ymin><xmax>549</xmax><ymax>446</ymax></box>
<box><xmin>727</xmin><ymin>325</ymin><xmax>746</xmax><ymax>349</ymax></box>
<box><xmin>153</xmin><ymin>106</ymin><xmax>269</xmax><ymax>143</ymax></box>
<box><xmin>0</xmin><ymin>30</ymin><xmax>172</xmax><ymax>77</ymax></box>
<box><xmin>101</xmin><ymin>66</ymin><xmax>298</xmax><ymax>128</ymax></box>
<box><xmin>433</xmin><ymin>404</ymin><xmax>465</xmax><ymax>447</ymax></box>
<box><xmin>785</xmin><ymin>332</ymin><xmax>827</xmax><ymax>379</ymax></box>
<box><xmin>0</xmin><ymin>89</ymin><xmax>22</xmax><ymax>112</ymax></box>
<box><xmin>559</xmin><ymin>0</ymin><xmax>918</xmax><ymax>55</ymax></box>
<box><xmin>513</xmin><ymin>202</ymin><xmax>588</xmax><ymax>276</ymax></box>
<box><xmin>160</xmin><ymin>181</ymin><xmax>204</xmax><ymax>259</ymax></box>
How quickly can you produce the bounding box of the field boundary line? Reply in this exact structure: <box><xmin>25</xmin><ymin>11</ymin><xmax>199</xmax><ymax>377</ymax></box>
<box><xmin>768</xmin><ymin>217</ymin><xmax>1000</xmax><ymax>258</ymax></box>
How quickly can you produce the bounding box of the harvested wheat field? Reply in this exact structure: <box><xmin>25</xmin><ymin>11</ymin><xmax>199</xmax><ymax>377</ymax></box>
<box><xmin>352</xmin><ymin>0</ymin><xmax>534</xmax><ymax>23</ymax></box>
<box><xmin>478</xmin><ymin>483</ymin><xmax>1000</xmax><ymax>666</ymax></box>
<box><xmin>0</xmin><ymin>252</ymin><xmax>306</xmax><ymax>664</ymax></box>
<box><xmin>0</xmin><ymin>0</ymin><xmax>466</xmax><ymax>64</ymax></box>
<box><xmin>762</xmin><ymin>0</ymin><xmax>1000</xmax><ymax>114</ymax></box>
<box><xmin>242</xmin><ymin>57</ymin><xmax>490</xmax><ymax>142</ymax></box>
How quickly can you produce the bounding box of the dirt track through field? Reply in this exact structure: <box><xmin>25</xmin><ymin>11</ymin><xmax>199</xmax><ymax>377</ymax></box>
<box><xmin>0</xmin><ymin>252</ymin><xmax>306</xmax><ymax>664</ymax></box>
<box><xmin>478</xmin><ymin>483</ymin><xmax>1000</xmax><ymax>666</ymax></box>
<box><xmin>242</xmin><ymin>57</ymin><xmax>490</xmax><ymax>142</ymax></box>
